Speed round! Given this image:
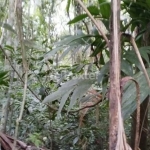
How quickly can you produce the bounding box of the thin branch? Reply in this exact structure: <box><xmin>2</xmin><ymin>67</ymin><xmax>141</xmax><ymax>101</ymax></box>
<box><xmin>130</xmin><ymin>37</ymin><xmax>150</xmax><ymax>87</ymax></box>
<box><xmin>71</xmin><ymin>98</ymin><xmax>102</xmax><ymax>113</ymax></box>
<box><xmin>0</xmin><ymin>45</ymin><xmax>40</xmax><ymax>101</ymax></box>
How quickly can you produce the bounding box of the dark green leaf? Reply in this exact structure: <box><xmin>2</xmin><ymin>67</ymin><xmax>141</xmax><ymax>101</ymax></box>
<box><xmin>87</xmin><ymin>5</ymin><xmax>100</xmax><ymax>15</ymax></box>
<box><xmin>68</xmin><ymin>14</ymin><xmax>87</xmax><ymax>24</ymax></box>
<box><xmin>121</xmin><ymin>59</ymin><xmax>133</xmax><ymax>76</ymax></box>
<box><xmin>98</xmin><ymin>1</ymin><xmax>111</xmax><ymax>19</ymax></box>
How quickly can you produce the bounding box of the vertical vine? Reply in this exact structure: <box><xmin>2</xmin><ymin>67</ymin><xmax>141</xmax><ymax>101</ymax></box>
<box><xmin>13</xmin><ymin>0</ymin><xmax>28</xmax><ymax>149</ymax></box>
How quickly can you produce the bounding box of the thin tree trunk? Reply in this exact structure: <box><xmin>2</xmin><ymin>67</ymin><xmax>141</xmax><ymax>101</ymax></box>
<box><xmin>109</xmin><ymin>0</ymin><xmax>121</xmax><ymax>149</ymax></box>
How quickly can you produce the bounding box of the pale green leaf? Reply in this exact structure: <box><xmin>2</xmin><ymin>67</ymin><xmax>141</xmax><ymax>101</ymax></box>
<box><xmin>57</xmin><ymin>88</ymin><xmax>75</xmax><ymax>117</ymax></box>
<box><xmin>68</xmin><ymin>79</ymin><xmax>95</xmax><ymax>111</ymax></box>
<box><xmin>73</xmin><ymin>136</ymin><xmax>79</xmax><ymax>145</ymax></box>
<box><xmin>42</xmin><ymin>88</ymin><xmax>65</xmax><ymax>104</ymax></box>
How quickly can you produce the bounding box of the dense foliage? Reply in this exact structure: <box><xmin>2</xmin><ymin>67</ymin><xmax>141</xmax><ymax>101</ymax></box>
<box><xmin>0</xmin><ymin>0</ymin><xmax>150</xmax><ymax>149</ymax></box>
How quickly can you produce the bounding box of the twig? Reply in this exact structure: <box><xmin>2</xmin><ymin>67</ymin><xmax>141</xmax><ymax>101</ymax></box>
<box><xmin>71</xmin><ymin>98</ymin><xmax>102</xmax><ymax>113</ymax></box>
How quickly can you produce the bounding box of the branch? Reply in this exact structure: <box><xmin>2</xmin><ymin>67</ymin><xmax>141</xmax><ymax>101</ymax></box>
<box><xmin>71</xmin><ymin>98</ymin><xmax>102</xmax><ymax>113</ymax></box>
<box><xmin>0</xmin><ymin>45</ymin><xmax>40</xmax><ymax>101</ymax></box>
<box><xmin>75</xmin><ymin>0</ymin><xmax>109</xmax><ymax>47</ymax></box>
<box><xmin>130</xmin><ymin>36</ymin><xmax>150</xmax><ymax>87</ymax></box>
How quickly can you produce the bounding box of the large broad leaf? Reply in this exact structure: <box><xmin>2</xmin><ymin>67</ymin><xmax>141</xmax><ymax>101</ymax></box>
<box><xmin>68</xmin><ymin>79</ymin><xmax>95</xmax><ymax>111</ymax></box>
<box><xmin>122</xmin><ymin>68</ymin><xmax>150</xmax><ymax>120</ymax></box>
<box><xmin>43</xmin><ymin>78</ymin><xmax>95</xmax><ymax>114</ymax></box>
<box><xmin>43</xmin><ymin>78</ymin><xmax>95</xmax><ymax>103</ymax></box>
<box><xmin>42</xmin><ymin>89</ymin><xmax>65</xmax><ymax>103</ymax></box>
<box><xmin>42</xmin><ymin>79</ymin><xmax>80</xmax><ymax>103</ymax></box>
<box><xmin>124</xmin><ymin>51</ymin><xmax>142</xmax><ymax>70</ymax></box>
<box><xmin>57</xmin><ymin>88</ymin><xmax>75</xmax><ymax>117</ymax></box>
<box><xmin>121</xmin><ymin>59</ymin><xmax>133</xmax><ymax>76</ymax></box>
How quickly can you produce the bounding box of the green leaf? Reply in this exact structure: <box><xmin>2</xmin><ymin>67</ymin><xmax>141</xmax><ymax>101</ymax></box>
<box><xmin>122</xmin><ymin>68</ymin><xmax>150</xmax><ymax>120</ymax></box>
<box><xmin>68</xmin><ymin>14</ymin><xmax>87</xmax><ymax>24</ymax></box>
<box><xmin>57</xmin><ymin>88</ymin><xmax>75</xmax><ymax>117</ymax></box>
<box><xmin>0</xmin><ymin>71</ymin><xmax>8</xmax><ymax>78</ymax></box>
<box><xmin>4</xmin><ymin>45</ymin><xmax>14</xmax><ymax>52</ymax></box>
<box><xmin>42</xmin><ymin>89</ymin><xmax>64</xmax><ymax>103</ymax></box>
<box><xmin>43</xmin><ymin>79</ymin><xmax>80</xmax><ymax>104</ymax></box>
<box><xmin>124</xmin><ymin>51</ymin><xmax>142</xmax><ymax>70</ymax></box>
<box><xmin>121</xmin><ymin>59</ymin><xmax>133</xmax><ymax>76</ymax></box>
<box><xmin>98</xmin><ymin>1</ymin><xmax>111</xmax><ymax>19</ymax></box>
<box><xmin>87</xmin><ymin>5</ymin><xmax>100</xmax><ymax>15</ymax></box>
